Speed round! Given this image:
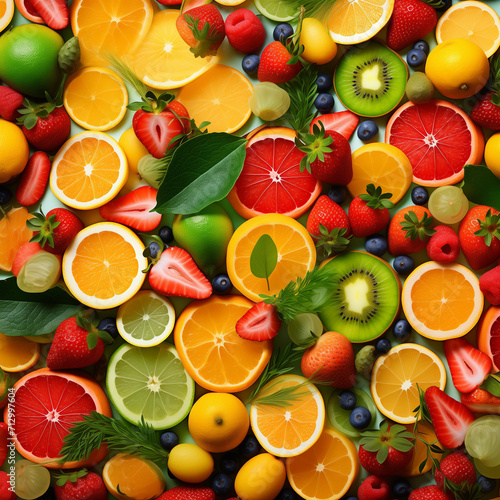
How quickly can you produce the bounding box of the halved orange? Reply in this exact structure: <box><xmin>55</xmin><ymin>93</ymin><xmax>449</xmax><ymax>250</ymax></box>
<box><xmin>226</xmin><ymin>213</ymin><xmax>316</xmax><ymax>302</ymax></box>
<box><xmin>250</xmin><ymin>374</ymin><xmax>325</xmax><ymax>457</ymax></box>
<box><xmin>0</xmin><ymin>0</ymin><xmax>14</xmax><ymax>31</ymax></box>
<box><xmin>173</xmin><ymin>295</ymin><xmax>273</xmax><ymax>393</ymax></box>
<box><xmin>0</xmin><ymin>206</ymin><xmax>33</xmax><ymax>272</ymax></box>
<box><xmin>176</xmin><ymin>65</ymin><xmax>252</xmax><ymax>133</ymax></box>
<box><xmin>0</xmin><ymin>333</ymin><xmax>40</xmax><ymax>372</ymax></box>
<box><xmin>370</xmin><ymin>343</ymin><xmax>447</xmax><ymax>424</ymax></box>
<box><xmin>286</xmin><ymin>427</ymin><xmax>359</xmax><ymax>500</ymax></box>
<box><xmin>477</xmin><ymin>305</ymin><xmax>500</xmax><ymax>372</ymax></box>
<box><xmin>62</xmin><ymin>222</ymin><xmax>147</xmax><ymax>309</ymax></box>
<box><xmin>50</xmin><ymin>131</ymin><xmax>128</xmax><ymax>210</ymax></box>
<box><xmin>402</xmin><ymin>261</ymin><xmax>484</xmax><ymax>341</ymax></box>
<box><xmin>63</xmin><ymin>67</ymin><xmax>128</xmax><ymax>131</ymax></box>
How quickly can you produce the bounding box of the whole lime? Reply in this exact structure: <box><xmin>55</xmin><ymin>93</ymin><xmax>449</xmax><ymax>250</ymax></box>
<box><xmin>172</xmin><ymin>203</ymin><xmax>234</xmax><ymax>277</ymax></box>
<box><xmin>0</xmin><ymin>24</ymin><xmax>64</xmax><ymax>98</ymax></box>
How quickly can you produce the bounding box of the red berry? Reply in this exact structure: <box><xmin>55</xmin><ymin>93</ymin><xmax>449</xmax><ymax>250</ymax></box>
<box><xmin>358</xmin><ymin>475</ymin><xmax>391</xmax><ymax>500</ymax></box>
<box><xmin>426</xmin><ymin>225</ymin><xmax>460</xmax><ymax>263</ymax></box>
<box><xmin>225</xmin><ymin>9</ymin><xmax>266</xmax><ymax>53</ymax></box>
<box><xmin>479</xmin><ymin>264</ymin><xmax>500</xmax><ymax>305</ymax></box>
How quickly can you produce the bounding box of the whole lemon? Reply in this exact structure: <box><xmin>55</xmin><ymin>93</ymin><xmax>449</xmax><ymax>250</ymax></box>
<box><xmin>119</xmin><ymin>128</ymin><xmax>149</xmax><ymax>193</ymax></box>
<box><xmin>234</xmin><ymin>453</ymin><xmax>286</xmax><ymax>500</ymax></box>
<box><xmin>188</xmin><ymin>392</ymin><xmax>249</xmax><ymax>453</ymax></box>
<box><xmin>484</xmin><ymin>132</ymin><xmax>500</xmax><ymax>179</ymax></box>
<box><xmin>168</xmin><ymin>443</ymin><xmax>214</xmax><ymax>483</ymax></box>
<box><xmin>299</xmin><ymin>17</ymin><xmax>337</xmax><ymax>65</ymax></box>
<box><xmin>0</xmin><ymin>119</ymin><xmax>30</xmax><ymax>184</ymax></box>
<box><xmin>0</xmin><ymin>24</ymin><xmax>64</xmax><ymax>98</ymax></box>
<box><xmin>425</xmin><ymin>38</ymin><xmax>489</xmax><ymax>100</ymax></box>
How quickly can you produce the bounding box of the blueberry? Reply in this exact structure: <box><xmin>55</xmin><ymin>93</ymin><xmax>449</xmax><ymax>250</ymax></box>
<box><xmin>149</xmin><ymin>241</ymin><xmax>161</xmax><ymax>260</ymax></box>
<box><xmin>376</xmin><ymin>338</ymin><xmax>391</xmax><ymax>354</ymax></box>
<box><xmin>273</xmin><ymin>22</ymin><xmax>294</xmax><ymax>41</ymax></box>
<box><xmin>328</xmin><ymin>185</ymin><xmax>348</xmax><ymax>205</ymax></box>
<box><xmin>478</xmin><ymin>475</ymin><xmax>496</xmax><ymax>493</ymax></box>
<box><xmin>357</xmin><ymin>120</ymin><xmax>379</xmax><ymax>142</ymax></box>
<box><xmin>407</xmin><ymin>48</ymin><xmax>427</xmax><ymax>69</ymax></box>
<box><xmin>239</xmin><ymin>435</ymin><xmax>260</xmax><ymax>457</ymax></box>
<box><xmin>159</xmin><ymin>431</ymin><xmax>179</xmax><ymax>451</ymax></box>
<box><xmin>158</xmin><ymin>225</ymin><xmax>174</xmax><ymax>245</ymax></box>
<box><xmin>220</xmin><ymin>452</ymin><xmax>240</xmax><ymax>474</ymax></box>
<box><xmin>316</xmin><ymin>73</ymin><xmax>333</xmax><ymax>93</ymax></box>
<box><xmin>349</xmin><ymin>406</ymin><xmax>372</xmax><ymax>429</ymax></box>
<box><xmin>392</xmin><ymin>478</ymin><xmax>412</xmax><ymax>498</ymax></box>
<box><xmin>0</xmin><ymin>186</ymin><xmax>11</xmax><ymax>205</ymax></box>
<box><xmin>242</xmin><ymin>54</ymin><xmax>260</xmax><ymax>75</ymax></box>
<box><xmin>211</xmin><ymin>273</ymin><xmax>232</xmax><ymax>294</ymax></box>
<box><xmin>211</xmin><ymin>473</ymin><xmax>234</xmax><ymax>496</ymax></box>
<box><xmin>97</xmin><ymin>317</ymin><xmax>118</xmax><ymax>338</ymax></box>
<box><xmin>338</xmin><ymin>390</ymin><xmax>357</xmax><ymax>410</ymax></box>
<box><xmin>411</xmin><ymin>186</ymin><xmax>429</xmax><ymax>205</ymax></box>
<box><xmin>393</xmin><ymin>255</ymin><xmax>415</xmax><ymax>276</ymax></box>
<box><xmin>314</xmin><ymin>93</ymin><xmax>334</xmax><ymax>114</ymax></box>
<box><xmin>413</xmin><ymin>40</ymin><xmax>429</xmax><ymax>55</ymax></box>
<box><xmin>393</xmin><ymin>319</ymin><xmax>412</xmax><ymax>342</ymax></box>
<box><xmin>365</xmin><ymin>234</ymin><xmax>388</xmax><ymax>257</ymax></box>
<box><xmin>277</xmin><ymin>488</ymin><xmax>300</xmax><ymax>500</ymax></box>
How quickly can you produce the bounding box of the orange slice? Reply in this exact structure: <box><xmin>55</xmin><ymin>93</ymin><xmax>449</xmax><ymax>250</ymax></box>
<box><xmin>402</xmin><ymin>261</ymin><xmax>484</xmax><ymax>341</ymax></box>
<box><xmin>128</xmin><ymin>9</ymin><xmax>219</xmax><ymax>90</ymax></box>
<box><xmin>226</xmin><ymin>213</ymin><xmax>316</xmax><ymax>302</ymax></box>
<box><xmin>0</xmin><ymin>0</ymin><xmax>14</xmax><ymax>31</ymax></box>
<box><xmin>250</xmin><ymin>374</ymin><xmax>325</xmax><ymax>457</ymax></box>
<box><xmin>400</xmin><ymin>422</ymin><xmax>440</xmax><ymax>477</ymax></box>
<box><xmin>176</xmin><ymin>65</ymin><xmax>252</xmax><ymax>133</ymax></box>
<box><xmin>62</xmin><ymin>222</ymin><xmax>147</xmax><ymax>309</ymax></box>
<box><xmin>435</xmin><ymin>0</ymin><xmax>500</xmax><ymax>57</ymax></box>
<box><xmin>70</xmin><ymin>0</ymin><xmax>154</xmax><ymax>67</ymax></box>
<box><xmin>0</xmin><ymin>206</ymin><xmax>33</xmax><ymax>272</ymax></box>
<box><xmin>328</xmin><ymin>0</ymin><xmax>394</xmax><ymax>44</ymax></box>
<box><xmin>286</xmin><ymin>427</ymin><xmax>359</xmax><ymax>500</ymax></box>
<box><xmin>370</xmin><ymin>343</ymin><xmax>447</xmax><ymax>424</ymax></box>
<box><xmin>63</xmin><ymin>67</ymin><xmax>128</xmax><ymax>131</ymax></box>
<box><xmin>174</xmin><ymin>295</ymin><xmax>273</xmax><ymax>393</ymax></box>
<box><xmin>0</xmin><ymin>334</ymin><xmax>39</xmax><ymax>372</ymax></box>
<box><xmin>50</xmin><ymin>131</ymin><xmax>128</xmax><ymax>210</ymax></box>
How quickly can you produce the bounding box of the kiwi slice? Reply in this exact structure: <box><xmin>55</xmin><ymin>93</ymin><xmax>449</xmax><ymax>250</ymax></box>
<box><xmin>334</xmin><ymin>40</ymin><xmax>408</xmax><ymax>117</ymax></box>
<box><xmin>318</xmin><ymin>251</ymin><xmax>401</xmax><ymax>342</ymax></box>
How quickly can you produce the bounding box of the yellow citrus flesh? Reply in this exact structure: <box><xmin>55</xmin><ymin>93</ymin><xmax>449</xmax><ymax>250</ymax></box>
<box><xmin>402</xmin><ymin>261</ymin><xmax>484</xmax><ymax>340</ymax></box>
<box><xmin>128</xmin><ymin>9</ymin><xmax>219</xmax><ymax>89</ymax></box>
<box><xmin>176</xmin><ymin>64</ymin><xmax>253</xmax><ymax>133</ymax></box>
<box><xmin>63</xmin><ymin>67</ymin><xmax>128</xmax><ymax>131</ymax></box>
<box><xmin>371</xmin><ymin>343</ymin><xmax>447</xmax><ymax>424</ymax></box>
<box><xmin>0</xmin><ymin>0</ymin><xmax>14</xmax><ymax>32</ymax></box>
<box><xmin>0</xmin><ymin>334</ymin><xmax>40</xmax><ymax>372</ymax></box>
<box><xmin>250</xmin><ymin>374</ymin><xmax>325</xmax><ymax>458</ymax></box>
<box><xmin>0</xmin><ymin>207</ymin><xmax>33</xmax><ymax>272</ymax></box>
<box><xmin>174</xmin><ymin>295</ymin><xmax>273</xmax><ymax>393</ymax></box>
<box><xmin>485</xmin><ymin>132</ymin><xmax>500</xmax><ymax>179</ymax></box>
<box><xmin>226</xmin><ymin>214</ymin><xmax>316</xmax><ymax>302</ymax></box>
<box><xmin>286</xmin><ymin>427</ymin><xmax>359</xmax><ymax>500</ymax></box>
<box><xmin>50</xmin><ymin>131</ymin><xmax>128</xmax><ymax>210</ymax></box>
<box><xmin>62</xmin><ymin>222</ymin><xmax>147</xmax><ymax>309</ymax></box>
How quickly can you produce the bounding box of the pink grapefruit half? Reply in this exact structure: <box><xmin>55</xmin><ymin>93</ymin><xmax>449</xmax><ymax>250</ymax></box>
<box><xmin>478</xmin><ymin>306</ymin><xmax>500</xmax><ymax>372</ymax></box>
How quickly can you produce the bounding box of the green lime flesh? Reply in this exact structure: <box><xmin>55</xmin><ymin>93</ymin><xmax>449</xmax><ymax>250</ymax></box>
<box><xmin>106</xmin><ymin>343</ymin><xmax>195</xmax><ymax>430</ymax></box>
<box><xmin>253</xmin><ymin>0</ymin><xmax>296</xmax><ymax>22</ymax></box>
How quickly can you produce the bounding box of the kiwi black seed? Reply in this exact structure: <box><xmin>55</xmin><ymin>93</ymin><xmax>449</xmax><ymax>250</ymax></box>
<box><xmin>334</xmin><ymin>40</ymin><xmax>408</xmax><ymax>117</ymax></box>
<box><xmin>318</xmin><ymin>251</ymin><xmax>401</xmax><ymax>343</ymax></box>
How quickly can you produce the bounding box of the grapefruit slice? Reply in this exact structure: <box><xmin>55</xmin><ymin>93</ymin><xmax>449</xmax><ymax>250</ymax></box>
<box><xmin>4</xmin><ymin>368</ymin><xmax>111</xmax><ymax>469</ymax></box>
<box><xmin>227</xmin><ymin>127</ymin><xmax>322</xmax><ymax>219</ymax></box>
<box><xmin>478</xmin><ymin>306</ymin><xmax>500</xmax><ymax>371</ymax></box>
<box><xmin>386</xmin><ymin>99</ymin><xmax>484</xmax><ymax>187</ymax></box>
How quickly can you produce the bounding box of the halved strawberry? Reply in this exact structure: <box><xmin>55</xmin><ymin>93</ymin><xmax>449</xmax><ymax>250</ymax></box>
<box><xmin>16</xmin><ymin>151</ymin><xmax>51</xmax><ymax>207</ymax></box>
<box><xmin>99</xmin><ymin>186</ymin><xmax>162</xmax><ymax>232</ymax></box>
<box><xmin>29</xmin><ymin>0</ymin><xmax>69</xmax><ymax>29</ymax></box>
<box><xmin>0</xmin><ymin>85</ymin><xmax>23</xmax><ymax>122</ymax></box>
<box><xmin>149</xmin><ymin>246</ymin><xmax>212</xmax><ymax>299</ymax></box>
<box><xmin>235</xmin><ymin>302</ymin><xmax>281</xmax><ymax>341</ymax></box>
<box><xmin>461</xmin><ymin>388</ymin><xmax>500</xmax><ymax>414</ymax></box>
<box><xmin>310</xmin><ymin>110</ymin><xmax>359</xmax><ymax>141</ymax></box>
<box><xmin>424</xmin><ymin>386</ymin><xmax>475</xmax><ymax>450</ymax></box>
<box><xmin>444</xmin><ymin>338</ymin><xmax>492</xmax><ymax>393</ymax></box>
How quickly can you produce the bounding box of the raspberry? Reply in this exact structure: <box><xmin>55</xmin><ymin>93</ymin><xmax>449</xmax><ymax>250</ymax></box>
<box><xmin>426</xmin><ymin>225</ymin><xmax>460</xmax><ymax>263</ymax></box>
<box><xmin>225</xmin><ymin>8</ymin><xmax>266</xmax><ymax>53</ymax></box>
<box><xmin>358</xmin><ymin>475</ymin><xmax>391</xmax><ymax>500</ymax></box>
<box><xmin>479</xmin><ymin>264</ymin><xmax>500</xmax><ymax>305</ymax></box>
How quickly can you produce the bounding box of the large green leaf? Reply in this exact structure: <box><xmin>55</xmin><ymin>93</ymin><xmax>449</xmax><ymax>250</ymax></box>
<box><xmin>463</xmin><ymin>165</ymin><xmax>500</xmax><ymax>210</ymax></box>
<box><xmin>250</xmin><ymin>234</ymin><xmax>278</xmax><ymax>291</ymax></box>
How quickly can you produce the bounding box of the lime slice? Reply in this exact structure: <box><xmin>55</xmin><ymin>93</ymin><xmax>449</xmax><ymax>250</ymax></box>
<box><xmin>116</xmin><ymin>290</ymin><xmax>175</xmax><ymax>347</ymax></box>
<box><xmin>106</xmin><ymin>343</ymin><xmax>195</xmax><ymax>430</ymax></box>
<box><xmin>253</xmin><ymin>0</ymin><xmax>296</xmax><ymax>22</ymax></box>
<box><xmin>327</xmin><ymin>387</ymin><xmax>379</xmax><ymax>438</ymax></box>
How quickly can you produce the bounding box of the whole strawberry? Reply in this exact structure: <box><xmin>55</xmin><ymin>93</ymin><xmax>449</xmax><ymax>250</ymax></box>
<box><xmin>306</xmin><ymin>195</ymin><xmax>352</xmax><ymax>256</ymax></box>
<box><xmin>358</xmin><ymin>421</ymin><xmax>415</xmax><ymax>476</ymax></box>
<box><xmin>434</xmin><ymin>452</ymin><xmax>476</xmax><ymax>490</ymax></box>
<box><xmin>55</xmin><ymin>469</ymin><xmax>107</xmax><ymax>500</ymax></box>
<box><xmin>27</xmin><ymin>208</ymin><xmax>84</xmax><ymax>255</ymax></box>
<box><xmin>258</xmin><ymin>40</ymin><xmax>303</xmax><ymax>84</ymax></box>
<box><xmin>409</xmin><ymin>486</ymin><xmax>454</xmax><ymax>500</ymax></box>
<box><xmin>176</xmin><ymin>4</ymin><xmax>225</xmax><ymax>58</ymax></box>
<box><xmin>458</xmin><ymin>205</ymin><xmax>500</xmax><ymax>270</ymax></box>
<box><xmin>386</xmin><ymin>0</ymin><xmax>437</xmax><ymax>52</ymax></box>
<box><xmin>349</xmin><ymin>184</ymin><xmax>394</xmax><ymax>238</ymax></box>
<box><xmin>388</xmin><ymin>205</ymin><xmax>435</xmax><ymax>255</ymax></box>
<box><xmin>300</xmin><ymin>331</ymin><xmax>356</xmax><ymax>388</ymax></box>
<box><xmin>156</xmin><ymin>486</ymin><xmax>216</xmax><ymax>500</ymax></box>
<box><xmin>470</xmin><ymin>91</ymin><xmax>500</xmax><ymax>130</ymax></box>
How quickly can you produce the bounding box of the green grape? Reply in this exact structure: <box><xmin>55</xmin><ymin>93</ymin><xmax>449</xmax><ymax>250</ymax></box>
<box><xmin>287</xmin><ymin>313</ymin><xmax>323</xmax><ymax>347</ymax></box>
<box><xmin>427</xmin><ymin>186</ymin><xmax>469</xmax><ymax>224</ymax></box>
<box><xmin>248</xmin><ymin>82</ymin><xmax>290</xmax><ymax>121</ymax></box>
<box><xmin>474</xmin><ymin>457</ymin><xmax>500</xmax><ymax>479</ymax></box>
<box><xmin>14</xmin><ymin>460</ymin><xmax>50</xmax><ymax>500</ymax></box>
<box><xmin>17</xmin><ymin>251</ymin><xmax>61</xmax><ymax>293</ymax></box>
<box><xmin>464</xmin><ymin>415</ymin><xmax>500</xmax><ymax>466</ymax></box>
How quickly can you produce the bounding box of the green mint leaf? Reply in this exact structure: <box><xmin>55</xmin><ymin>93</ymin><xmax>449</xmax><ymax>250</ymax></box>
<box><xmin>250</xmin><ymin>234</ymin><xmax>278</xmax><ymax>291</ymax></box>
<box><xmin>480</xmin><ymin>373</ymin><xmax>500</xmax><ymax>398</ymax></box>
<box><xmin>463</xmin><ymin>165</ymin><xmax>500</xmax><ymax>211</ymax></box>
<box><xmin>87</xmin><ymin>331</ymin><xmax>98</xmax><ymax>350</ymax></box>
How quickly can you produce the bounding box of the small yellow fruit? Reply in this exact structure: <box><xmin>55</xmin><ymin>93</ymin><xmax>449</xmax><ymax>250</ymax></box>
<box><xmin>234</xmin><ymin>453</ymin><xmax>286</xmax><ymax>500</ymax></box>
<box><xmin>168</xmin><ymin>443</ymin><xmax>214</xmax><ymax>483</ymax></box>
<box><xmin>300</xmin><ymin>17</ymin><xmax>337</xmax><ymax>65</ymax></box>
<box><xmin>0</xmin><ymin>119</ymin><xmax>30</xmax><ymax>184</ymax></box>
<box><xmin>188</xmin><ymin>392</ymin><xmax>249</xmax><ymax>453</ymax></box>
<box><xmin>484</xmin><ymin>132</ymin><xmax>500</xmax><ymax>179</ymax></box>
<box><xmin>119</xmin><ymin>128</ymin><xmax>148</xmax><ymax>177</ymax></box>
<box><xmin>425</xmin><ymin>38</ymin><xmax>489</xmax><ymax>99</ymax></box>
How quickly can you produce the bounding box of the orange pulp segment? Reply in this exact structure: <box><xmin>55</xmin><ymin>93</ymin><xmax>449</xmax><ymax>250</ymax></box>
<box><xmin>174</xmin><ymin>295</ymin><xmax>273</xmax><ymax>393</ymax></box>
<box><xmin>0</xmin><ymin>333</ymin><xmax>40</xmax><ymax>372</ymax></box>
<box><xmin>0</xmin><ymin>206</ymin><xmax>33</xmax><ymax>272</ymax></box>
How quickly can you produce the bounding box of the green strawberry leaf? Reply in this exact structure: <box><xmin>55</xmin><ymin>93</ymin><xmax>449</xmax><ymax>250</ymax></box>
<box><xmin>250</xmin><ymin>234</ymin><xmax>278</xmax><ymax>291</ymax></box>
<box><xmin>479</xmin><ymin>372</ymin><xmax>500</xmax><ymax>398</ymax></box>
